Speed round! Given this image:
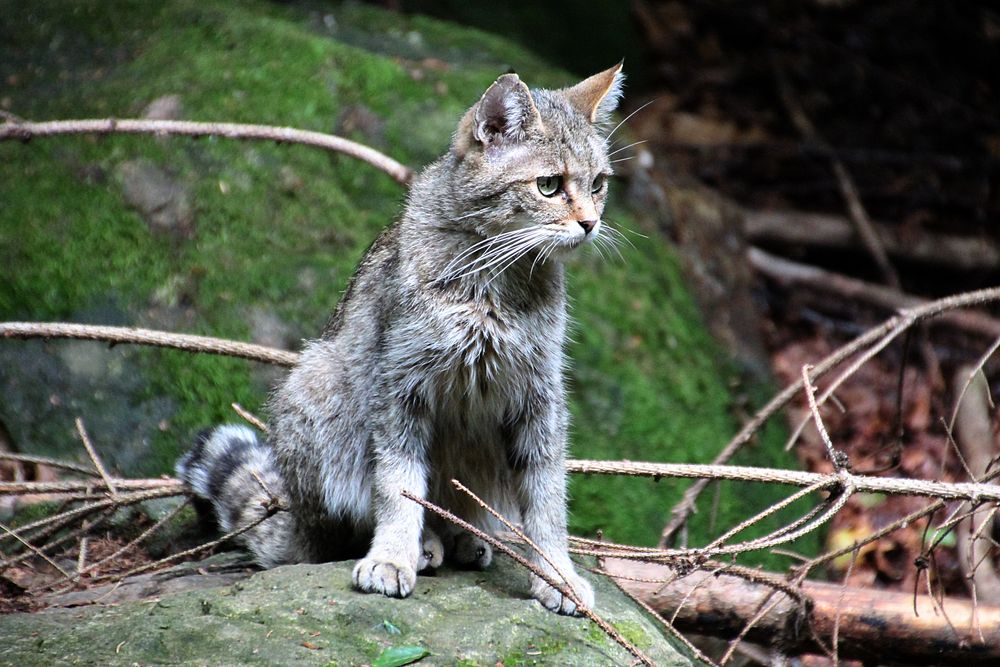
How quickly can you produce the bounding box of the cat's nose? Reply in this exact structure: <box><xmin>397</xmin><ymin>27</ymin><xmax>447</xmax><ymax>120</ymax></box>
<box><xmin>577</xmin><ymin>219</ymin><xmax>596</xmax><ymax>234</ymax></box>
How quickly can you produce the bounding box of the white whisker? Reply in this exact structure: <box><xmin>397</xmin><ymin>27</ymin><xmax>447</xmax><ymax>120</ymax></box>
<box><xmin>606</xmin><ymin>98</ymin><xmax>657</xmax><ymax>142</ymax></box>
<box><xmin>528</xmin><ymin>238</ymin><xmax>557</xmax><ymax>279</ymax></box>
<box><xmin>485</xmin><ymin>240</ymin><xmax>544</xmax><ymax>286</ymax></box>
<box><xmin>439</xmin><ymin>227</ymin><xmax>536</xmax><ymax>280</ymax></box>
<box><xmin>607</xmin><ymin>140</ymin><xmax>647</xmax><ymax>157</ymax></box>
<box><xmin>595</xmin><ymin>231</ymin><xmax>624</xmax><ymax>262</ymax></box>
<box><xmin>454</xmin><ymin>231</ymin><xmax>545</xmax><ymax>281</ymax></box>
<box><xmin>601</xmin><ymin>223</ymin><xmax>636</xmax><ymax>251</ymax></box>
<box><xmin>603</xmin><ymin>218</ymin><xmax>647</xmax><ymax>241</ymax></box>
<box><xmin>450</xmin><ymin>206</ymin><xmax>492</xmax><ymax>222</ymax></box>
<box><xmin>610</xmin><ymin>155</ymin><xmax>637</xmax><ymax>164</ymax></box>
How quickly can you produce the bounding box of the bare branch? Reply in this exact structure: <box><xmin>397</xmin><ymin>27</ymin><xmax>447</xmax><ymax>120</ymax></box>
<box><xmin>0</xmin><ymin>322</ymin><xmax>299</xmax><ymax>366</ymax></box>
<box><xmin>747</xmin><ymin>247</ymin><xmax>1000</xmax><ymax>340</ymax></box>
<box><xmin>75</xmin><ymin>418</ymin><xmax>118</xmax><ymax>498</ymax></box>
<box><xmin>568</xmin><ymin>459</ymin><xmax>1000</xmax><ymax>503</ymax></box>
<box><xmin>772</xmin><ymin>60</ymin><xmax>900</xmax><ymax>290</ymax></box>
<box><xmin>0</xmin><ymin>117</ymin><xmax>413</xmax><ymax>185</ymax></box>
<box><xmin>401</xmin><ymin>490</ymin><xmax>659</xmax><ymax>667</ymax></box>
<box><xmin>659</xmin><ymin>284</ymin><xmax>1000</xmax><ymax>546</ymax></box>
<box><xmin>0</xmin><ymin>478</ymin><xmax>183</xmax><ymax>496</ymax></box>
<box><xmin>743</xmin><ymin>209</ymin><xmax>1000</xmax><ymax>272</ymax></box>
<box><xmin>231</xmin><ymin>403</ymin><xmax>268</xmax><ymax>432</ymax></box>
<box><xmin>0</xmin><ymin>452</ymin><xmax>100</xmax><ymax>477</ymax></box>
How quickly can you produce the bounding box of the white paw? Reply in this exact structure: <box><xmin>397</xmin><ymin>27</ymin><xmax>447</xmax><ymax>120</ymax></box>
<box><xmin>417</xmin><ymin>530</ymin><xmax>445</xmax><ymax>571</ymax></box>
<box><xmin>352</xmin><ymin>557</ymin><xmax>417</xmax><ymax>598</ymax></box>
<box><xmin>531</xmin><ymin>571</ymin><xmax>595</xmax><ymax>616</ymax></box>
<box><xmin>451</xmin><ymin>532</ymin><xmax>493</xmax><ymax>569</ymax></box>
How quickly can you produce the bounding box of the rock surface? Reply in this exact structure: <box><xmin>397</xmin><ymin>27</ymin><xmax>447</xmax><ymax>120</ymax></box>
<box><xmin>0</xmin><ymin>554</ymin><xmax>691</xmax><ymax>666</ymax></box>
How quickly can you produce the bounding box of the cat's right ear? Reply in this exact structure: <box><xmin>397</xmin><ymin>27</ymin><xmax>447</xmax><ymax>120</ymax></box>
<box><xmin>453</xmin><ymin>73</ymin><xmax>541</xmax><ymax>156</ymax></box>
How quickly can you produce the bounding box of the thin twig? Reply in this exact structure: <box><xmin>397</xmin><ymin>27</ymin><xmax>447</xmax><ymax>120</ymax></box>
<box><xmin>232</xmin><ymin>403</ymin><xmax>268</xmax><ymax>432</ymax></box>
<box><xmin>91</xmin><ymin>501</ymin><xmax>283</xmax><ymax>584</ymax></box>
<box><xmin>0</xmin><ymin>117</ymin><xmax>413</xmax><ymax>185</ymax></box>
<box><xmin>0</xmin><ymin>521</ymin><xmax>73</xmax><ymax>580</ymax></box>
<box><xmin>0</xmin><ymin>453</ymin><xmax>99</xmax><ymax>477</ymax></box>
<box><xmin>801</xmin><ymin>364</ymin><xmax>847</xmax><ymax>471</ymax></box>
<box><xmin>450</xmin><ymin>479</ymin><xmax>581</xmax><ymax>605</ymax></box>
<box><xmin>75</xmin><ymin>418</ymin><xmax>118</xmax><ymax>497</ymax></box>
<box><xmin>567</xmin><ymin>460</ymin><xmax>1000</xmax><ymax>503</ymax></box>
<box><xmin>400</xmin><ymin>490</ymin><xmax>658</xmax><ymax>667</ymax></box>
<box><xmin>609</xmin><ymin>572</ymin><xmax>719</xmax><ymax>667</ymax></box>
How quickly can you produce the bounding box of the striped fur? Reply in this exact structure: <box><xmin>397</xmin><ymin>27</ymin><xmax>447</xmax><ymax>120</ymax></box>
<box><xmin>175</xmin><ymin>65</ymin><xmax>626</xmax><ymax>615</ymax></box>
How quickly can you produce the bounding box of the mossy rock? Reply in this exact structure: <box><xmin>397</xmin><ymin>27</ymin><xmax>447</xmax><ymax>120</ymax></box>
<box><xmin>0</xmin><ymin>0</ymin><xmax>812</xmax><ymax>558</ymax></box>
<box><xmin>0</xmin><ymin>555</ymin><xmax>692</xmax><ymax>666</ymax></box>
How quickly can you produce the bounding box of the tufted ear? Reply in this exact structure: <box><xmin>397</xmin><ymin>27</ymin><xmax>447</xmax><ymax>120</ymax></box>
<box><xmin>470</xmin><ymin>73</ymin><xmax>542</xmax><ymax>146</ymax></box>
<box><xmin>563</xmin><ymin>62</ymin><xmax>625</xmax><ymax>125</ymax></box>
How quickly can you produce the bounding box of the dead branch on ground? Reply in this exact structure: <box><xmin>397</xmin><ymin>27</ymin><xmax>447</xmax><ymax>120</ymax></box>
<box><xmin>952</xmin><ymin>365</ymin><xmax>1000</xmax><ymax>605</ymax></box>
<box><xmin>743</xmin><ymin>209</ymin><xmax>1000</xmax><ymax>272</ymax></box>
<box><xmin>602</xmin><ymin>558</ymin><xmax>1000</xmax><ymax>665</ymax></box>
<box><xmin>747</xmin><ymin>247</ymin><xmax>1000</xmax><ymax>340</ymax></box>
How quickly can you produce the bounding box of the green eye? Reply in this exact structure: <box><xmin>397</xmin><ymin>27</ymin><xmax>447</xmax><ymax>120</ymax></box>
<box><xmin>591</xmin><ymin>174</ymin><xmax>606</xmax><ymax>193</ymax></box>
<box><xmin>536</xmin><ymin>175</ymin><xmax>561</xmax><ymax>197</ymax></box>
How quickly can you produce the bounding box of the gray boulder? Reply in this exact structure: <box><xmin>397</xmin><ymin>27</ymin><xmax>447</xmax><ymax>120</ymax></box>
<box><xmin>0</xmin><ymin>554</ymin><xmax>691</xmax><ymax>666</ymax></box>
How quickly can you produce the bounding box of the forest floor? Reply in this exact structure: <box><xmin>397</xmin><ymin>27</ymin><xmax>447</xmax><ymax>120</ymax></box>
<box><xmin>627</xmin><ymin>2</ymin><xmax>1000</xmax><ymax>662</ymax></box>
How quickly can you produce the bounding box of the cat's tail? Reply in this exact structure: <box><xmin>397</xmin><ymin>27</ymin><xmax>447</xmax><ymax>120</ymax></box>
<box><xmin>175</xmin><ymin>425</ymin><xmax>294</xmax><ymax>567</ymax></box>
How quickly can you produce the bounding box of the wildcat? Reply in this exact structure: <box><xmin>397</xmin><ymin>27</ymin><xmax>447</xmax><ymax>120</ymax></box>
<box><xmin>177</xmin><ymin>63</ymin><xmax>625</xmax><ymax>615</ymax></box>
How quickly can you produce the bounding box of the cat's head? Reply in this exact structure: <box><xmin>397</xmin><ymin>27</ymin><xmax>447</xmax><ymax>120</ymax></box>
<box><xmin>447</xmin><ymin>64</ymin><xmax>625</xmax><ymax>254</ymax></box>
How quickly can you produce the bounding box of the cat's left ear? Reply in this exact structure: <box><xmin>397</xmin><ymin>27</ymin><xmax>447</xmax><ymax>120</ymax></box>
<box><xmin>564</xmin><ymin>61</ymin><xmax>625</xmax><ymax>125</ymax></box>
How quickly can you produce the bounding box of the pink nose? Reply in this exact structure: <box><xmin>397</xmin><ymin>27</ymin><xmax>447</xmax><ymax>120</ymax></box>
<box><xmin>577</xmin><ymin>219</ymin><xmax>596</xmax><ymax>234</ymax></box>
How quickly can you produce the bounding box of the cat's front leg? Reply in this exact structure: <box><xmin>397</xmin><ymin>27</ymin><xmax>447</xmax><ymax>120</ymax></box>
<box><xmin>352</xmin><ymin>398</ymin><xmax>430</xmax><ymax>598</ymax></box>
<box><xmin>512</xmin><ymin>393</ymin><xmax>595</xmax><ymax>615</ymax></box>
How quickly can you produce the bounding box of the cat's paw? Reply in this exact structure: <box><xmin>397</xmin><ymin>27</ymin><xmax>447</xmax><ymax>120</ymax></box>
<box><xmin>531</xmin><ymin>571</ymin><xmax>595</xmax><ymax>616</ymax></box>
<box><xmin>352</xmin><ymin>557</ymin><xmax>417</xmax><ymax>598</ymax></box>
<box><xmin>450</xmin><ymin>532</ymin><xmax>492</xmax><ymax>569</ymax></box>
<box><xmin>417</xmin><ymin>530</ymin><xmax>444</xmax><ymax>571</ymax></box>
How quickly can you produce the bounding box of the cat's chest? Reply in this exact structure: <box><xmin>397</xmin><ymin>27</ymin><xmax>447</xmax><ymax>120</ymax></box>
<box><xmin>435</xmin><ymin>297</ymin><xmax>558</xmax><ymax>393</ymax></box>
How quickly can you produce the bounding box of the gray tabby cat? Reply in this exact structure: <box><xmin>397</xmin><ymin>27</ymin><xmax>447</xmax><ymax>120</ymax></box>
<box><xmin>177</xmin><ymin>63</ymin><xmax>625</xmax><ymax>615</ymax></box>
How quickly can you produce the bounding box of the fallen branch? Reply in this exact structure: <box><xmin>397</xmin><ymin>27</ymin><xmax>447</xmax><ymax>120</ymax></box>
<box><xmin>8</xmin><ymin>461</ymin><xmax>998</xmax><ymax>506</ymax></box>
<box><xmin>953</xmin><ymin>365</ymin><xmax>1000</xmax><ymax>605</ymax></box>
<box><xmin>773</xmin><ymin>61</ymin><xmax>900</xmax><ymax>290</ymax></box>
<box><xmin>603</xmin><ymin>558</ymin><xmax>1000</xmax><ymax>665</ymax></box>
<box><xmin>0</xmin><ymin>118</ymin><xmax>413</xmax><ymax>185</ymax></box>
<box><xmin>743</xmin><ymin>209</ymin><xmax>1000</xmax><ymax>272</ymax></box>
<box><xmin>748</xmin><ymin>247</ymin><xmax>1000</xmax><ymax>340</ymax></box>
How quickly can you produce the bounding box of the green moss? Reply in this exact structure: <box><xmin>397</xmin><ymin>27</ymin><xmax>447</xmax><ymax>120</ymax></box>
<box><xmin>0</xmin><ymin>0</ymin><xmax>813</xmax><ymax>565</ymax></box>
<box><xmin>498</xmin><ymin>636</ymin><xmax>570</xmax><ymax>666</ymax></box>
<box><xmin>8</xmin><ymin>501</ymin><xmax>63</xmax><ymax>529</ymax></box>
<box><xmin>610</xmin><ymin>620</ymin><xmax>651</xmax><ymax>650</ymax></box>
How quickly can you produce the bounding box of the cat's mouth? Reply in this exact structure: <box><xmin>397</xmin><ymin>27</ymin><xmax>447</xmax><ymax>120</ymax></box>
<box><xmin>551</xmin><ymin>219</ymin><xmax>601</xmax><ymax>248</ymax></box>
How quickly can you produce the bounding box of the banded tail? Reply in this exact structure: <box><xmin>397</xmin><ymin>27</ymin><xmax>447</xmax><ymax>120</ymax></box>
<box><xmin>175</xmin><ymin>425</ymin><xmax>294</xmax><ymax>567</ymax></box>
